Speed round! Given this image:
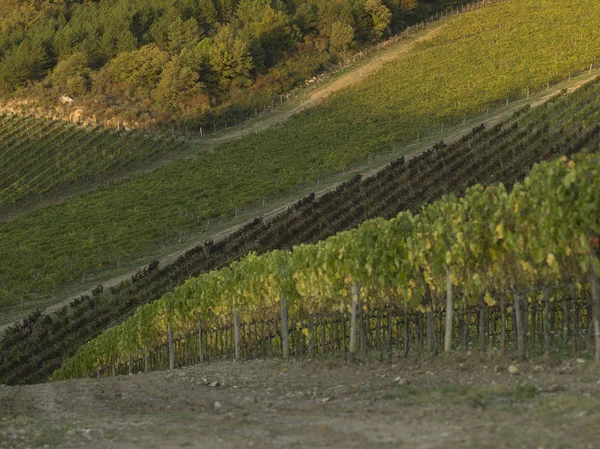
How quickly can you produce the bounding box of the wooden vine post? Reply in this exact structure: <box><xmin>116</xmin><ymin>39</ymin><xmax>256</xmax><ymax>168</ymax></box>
<box><xmin>234</xmin><ymin>309</ymin><xmax>241</xmax><ymax>361</ymax></box>
<box><xmin>542</xmin><ymin>287</ymin><xmax>551</xmax><ymax>357</ymax></box>
<box><xmin>500</xmin><ymin>295</ymin><xmax>506</xmax><ymax>355</ymax></box>
<box><xmin>386</xmin><ymin>303</ymin><xmax>393</xmax><ymax>362</ymax></box>
<box><xmin>478</xmin><ymin>294</ymin><xmax>487</xmax><ymax>353</ymax></box>
<box><xmin>359</xmin><ymin>295</ymin><xmax>367</xmax><ymax>353</ymax></box>
<box><xmin>513</xmin><ymin>293</ymin><xmax>526</xmax><ymax>361</ymax></box>
<box><xmin>281</xmin><ymin>267</ymin><xmax>289</xmax><ymax>359</ymax></box>
<box><xmin>589</xmin><ymin>248</ymin><xmax>600</xmax><ymax>362</ymax></box>
<box><xmin>308</xmin><ymin>316</ymin><xmax>315</xmax><ymax>359</ymax></box>
<box><xmin>444</xmin><ymin>268</ymin><xmax>454</xmax><ymax>353</ymax></box>
<box><xmin>570</xmin><ymin>282</ymin><xmax>579</xmax><ymax>359</ymax></box>
<box><xmin>198</xmin><ymin>319</ymin><xmax>204</xmax><ymax>363</ymax></box>
<box><xmin>403</xmin><ymin>306</ymin><xmax>410</xmax><ymax>358</ymax></box>
<box><xmin>144</xmin><ymin>347</ymin><xmax>149</xmax><ymax>373</ymax></box>
<box><xmin>562</xmin><ymin>297</ymin><xmax>570</xmax><ymax>343</ymax></box>
<box><xmin>426</xmin><ymin>294</ymin><xmax>436</xmax><ymax>354</ymax></box>
<box><xmin>168</xmin><ymin>324</ymin><xmax>175</xmax><ymax>370</ymax></box>
<box><xmin>349</xmin><ymin>282</ymin><xmax>359</xmax><ymax>356</ymax></box>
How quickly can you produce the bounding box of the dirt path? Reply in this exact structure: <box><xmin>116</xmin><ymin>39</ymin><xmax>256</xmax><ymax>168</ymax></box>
<box><xmin>204</xmin><ymin>27</ymin><xmax>445</xmax><ymax>146</ymax></box>
<box><xmin>1</xmin><ymin>355</ymin><xmax>599</xmax><ymax>448</ymax></box>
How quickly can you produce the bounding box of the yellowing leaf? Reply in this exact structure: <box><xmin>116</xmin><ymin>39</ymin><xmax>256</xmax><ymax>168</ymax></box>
<box><xmin>546</xmin><ymin>253</ymin><xmax>557</xmax><ymax>269</ymax></box>
<box><xmin>425</xmin><ymin>239</ymin><xmax>432</xmax><ymax>250</ymax></box>
<box><xmin>445</xmin><ymin>251</ymin><xmax>452</xmax><ymax>265</ymax></box>
<box><xmin>484</xmin><ymin>292</ymin><xmax>497</xmax><ymax>307</ymax></box>
<box><xmin>302</xmin><ymin>328</ymin><xmax>309</xmax><ymax>337</ymax></box>
<box><xmin>519</xmin><ymin>260</ymin><xmax>535</xmax><ymax>275</ymax></box>
<box><xmin>495</xmin><ymin>223</ymin><xmax>504</xmax><ymax>240</ymax></box>
<box><xmin>449</xmin><ymin>272</ymin><xmax>459</xmax><ymax>286</ymax></box>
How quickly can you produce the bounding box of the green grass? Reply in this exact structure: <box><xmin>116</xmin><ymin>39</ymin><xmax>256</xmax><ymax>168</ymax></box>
<box><xmin>3</xmin><ymin>0</ymin><xmax>600</xmax><ymax>310</ymax></box>
<box><xmin>537</xmin><ymin>393</ymin><xmax>600</xmax><ymax>418</ymax></box>
<box><xmin>354</xmin><ymin>381</ymin><xmax>542</xmax><ymax>409</ymax></box>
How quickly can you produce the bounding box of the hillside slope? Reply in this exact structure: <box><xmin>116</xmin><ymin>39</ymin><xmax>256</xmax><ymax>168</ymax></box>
<box><xmin>3</xmin><ymin>76</ymin><xmax>600</xmax><ymax>385</ymax></box>
<box><xmin>2</xmin><ymin>0</ymin><xmax>600</xmax><ymax>317</ymax></box>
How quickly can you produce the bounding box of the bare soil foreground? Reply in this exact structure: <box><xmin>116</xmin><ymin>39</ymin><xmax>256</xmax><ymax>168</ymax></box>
<box><xmin>2</xmin><ymin>355</ymin><xmax>600</xmax><ymax>449</ymax></box>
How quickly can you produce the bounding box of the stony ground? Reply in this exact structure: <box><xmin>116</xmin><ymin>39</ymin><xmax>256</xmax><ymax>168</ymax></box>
<box><xmin>1</xmin><ymin>353</ymin><xmax>600</xmax><ymax>449</ymax></box>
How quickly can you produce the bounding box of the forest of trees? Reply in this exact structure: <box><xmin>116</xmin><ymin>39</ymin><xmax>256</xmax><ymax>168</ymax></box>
<box><xmin>0</xmin><ymin>0</ymin><xmax>456</xmax><ymax>129</ymax></box>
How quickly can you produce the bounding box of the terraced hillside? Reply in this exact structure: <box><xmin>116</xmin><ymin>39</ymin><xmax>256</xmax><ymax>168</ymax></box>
<box><xmin>0</xmin><ymin>114</ymin><xmax>189</xmax><ymax>213</ymax></box>
<box><xmin>3</xmin><ymin>77</ymin><xmax>600</xmax><ymax>385</ymax></box>
<box><xmin>2</xmin><ymin>0</ymin><xmax>600</xmax><ymax>317</ymax></box>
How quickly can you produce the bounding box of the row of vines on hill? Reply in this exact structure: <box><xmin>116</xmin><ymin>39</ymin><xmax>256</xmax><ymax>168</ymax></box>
<box><xmin>52</xmin><ymin>153</ymin><xmax>600</xmax><ymax>381</ymax></box>
<box><xmin>4</xmin><ymin>78</ymin><xmax>600</xmax><ymax>385</ymax></box>
<box><xmin>0</xmin><ymin>113</ymin><xmax>190</xmax><ymax>212</ymax></box>
<box><xmin>100</xmin><ymin>291</ymin><xmax>595</xmax><ymax>378</ymax></box>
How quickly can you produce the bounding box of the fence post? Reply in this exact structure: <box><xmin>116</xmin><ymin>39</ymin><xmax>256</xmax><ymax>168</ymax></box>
<box><xmin>350</xmin><ymin>282</ymin><xmax>359</xmax><ymax>356</ymax></box>
<box><xmin>168</xmin><ymin>324</ymin><xmax>175</xmax><ymax>370</ymax></box>
<box><xmin>234</xmin><ymin>309</ymin><xmax>241</xmax><ymax>361</ymax></box>
<box><xmin>513</xmin><ymin>293</ymin><xmax>526</xmax><ymax>361</ymax></box>
<box><xmin>309</xmin><ymin>316</ymin><xmax>315</xmax><ymax>358</ymax></box>
<box><xmin>198</xmin><ymin>319</ymin><xmax>204</xmax><ymax>363</ymax></box>
<box><xmin>589</xmin><ymin>249</ymin><xmax>600</xmax><ymax>363</ymax></box>
<box><xmin>281</xmin><ymin>267</ymin><xmax>290</xmax><ymax>359</ymax></box>
<box><xmin>444</xmin><ymin>268</ymin><xmax>454</xmax><ymax>353</ymax></box>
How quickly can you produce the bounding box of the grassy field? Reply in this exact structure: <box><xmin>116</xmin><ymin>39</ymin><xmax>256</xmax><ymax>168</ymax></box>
<box><xmin>3</xmin><ymin>0</ymin><xmax>600</xmax><ymax>312</ymax></box>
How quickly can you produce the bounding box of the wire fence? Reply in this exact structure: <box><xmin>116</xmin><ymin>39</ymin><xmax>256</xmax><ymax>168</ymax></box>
<box><xmin>98</xmin><ymin>292</ymin><xmax>595</xmax><ymax>379</ymax></box>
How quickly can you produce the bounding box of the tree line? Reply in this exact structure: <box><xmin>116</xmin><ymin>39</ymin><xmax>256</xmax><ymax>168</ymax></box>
<box><xmin>0</xmin><ymin>0</ymin><xmax>458</xmax><ymax>128</ymax></box>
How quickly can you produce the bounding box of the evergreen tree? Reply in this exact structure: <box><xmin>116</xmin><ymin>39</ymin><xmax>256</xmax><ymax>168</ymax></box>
<box><xmin>0</xmin><ymin>39</ymin><xmax>50</xmax><ymax>90</ymax></box>
<box><xmin>209</xmin><ymin>24</ymin><xmax>253</xmax><ymax>84</ymax></box>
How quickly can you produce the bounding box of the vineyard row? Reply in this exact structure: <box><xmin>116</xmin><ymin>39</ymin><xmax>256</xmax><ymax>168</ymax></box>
<box><xmin>103</xmin><ymin>295</ymin><xmax>593</xmax><ymax>378</ymax></box>
<box><xmin>3</xmin><ymin>78</ymin><xmax>600</xmax><ymax>384</ymax></box>
<box><xmin>51</xmin><ymin>151</ymin><xmax>600</xmax><ymax>380</ymax></box>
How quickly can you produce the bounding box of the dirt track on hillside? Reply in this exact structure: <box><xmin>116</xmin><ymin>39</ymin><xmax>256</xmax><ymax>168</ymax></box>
<box><xmin>205</xmin><ymin>26</ymin><xmax>446</xmax><ymax>146</ymax></box>
<box><xmin>1</xmin><ymin>355</ymin><xmax>599</xmax><ymax>449</ymax></box>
